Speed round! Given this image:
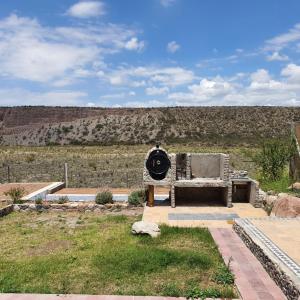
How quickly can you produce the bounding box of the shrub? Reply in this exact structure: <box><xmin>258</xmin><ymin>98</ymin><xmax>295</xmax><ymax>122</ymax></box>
<box><xmin>95</xmin><ymin>190</ymin><xmax>113</xmax><ymax>204</ymax></box>
<box><xmin>253</xmin><ymin>139</ymin><xmax>295</xmax><ymax>181</ymax></box>
<box><xmin>4</xmin><ymin>187</ymin><xmax>25</xmax><ymax>204</ymax></box>
<box><xmin>35</xmin><ymin>197</ymin><xmax>43</xmax><ymax>205</ymax></box>
<box><xmin>57</xmin><ymin>196</ymin><xmax>69</xmax><ymax>204</ymax></box>
<box><xmin>128</xmin><ymin>189</ymin><xmax>146</xmax><ymax>206</ymax></box>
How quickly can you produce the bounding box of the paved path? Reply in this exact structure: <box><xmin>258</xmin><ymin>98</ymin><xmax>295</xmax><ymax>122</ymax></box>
<box><xmin>210</xmin><ymin>228</ymin><xmax>286</xmax><ymax>300</ymax></box>
<box><xmin>143</xmin><ymin>203</ymin><xmax>267</xmax><ymax>228</ymax></box>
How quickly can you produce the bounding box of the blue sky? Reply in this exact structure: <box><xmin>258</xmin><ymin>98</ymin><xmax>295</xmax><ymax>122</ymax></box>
<box><xmin>0</xmin><ymin>0</ymin><xmax>300</xmax><ymax>107</ymax></box>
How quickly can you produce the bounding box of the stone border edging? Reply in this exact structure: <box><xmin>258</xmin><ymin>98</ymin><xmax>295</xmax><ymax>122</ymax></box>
<box><xmin>0</xmin><ymin>204</ymin><xmax>14</xmax><ymax>217</ymax></box>
<box><xmin>13</xmin><ymin>202</ymin><xmax>141</xmax><ymax>213</ymax></box>
<box><xmin>233</xmin><ymin>218</ymin><xmax>300</xmax><ymax>300</ymax></box>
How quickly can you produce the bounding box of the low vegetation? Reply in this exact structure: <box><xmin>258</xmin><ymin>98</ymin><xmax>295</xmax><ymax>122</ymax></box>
<box><xmin>4</xmin><ymin>187</ymin><xmax>25</xmax><ymax>204</ymax></box>
<box><xmin>0</xmin><ymin>212</ymin><xmax>236</xmax><ymax>297</ymax></box>
<box><xmin>0</xmin><ymin>144</ymin><xmax>259</xmax><ymax>188</ymax></box>
<box><xmin>57</xmin><ymin>196</ymin><xmax>69</xmax><ymax>204</ymax></box>
<box><xmin>253</xmin><ymin>139</ymin><xmax>295</xmax><ymax>181</ymax></box>
<box><xmin>95</xmin><ymin>190</ymin><xmax>113</xmax><ymax>204</ymax></box>
<box><xmin>128</xmin><ymin>189</ymin><xmax>146</xmax><ymax>206</ymax></box>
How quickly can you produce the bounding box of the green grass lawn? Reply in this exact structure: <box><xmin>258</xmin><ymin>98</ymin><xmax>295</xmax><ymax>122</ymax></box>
<box><xmin>0</xmin><ymin>212</ymin><xmax>236</xmax><ymax>298</ymax></box>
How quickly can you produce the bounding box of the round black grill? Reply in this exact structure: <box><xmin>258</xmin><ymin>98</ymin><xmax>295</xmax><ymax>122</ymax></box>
<box><xmin>146</xmin><ymin>149</ymin><xmax>170</xmax><ymax>180</ymax></box>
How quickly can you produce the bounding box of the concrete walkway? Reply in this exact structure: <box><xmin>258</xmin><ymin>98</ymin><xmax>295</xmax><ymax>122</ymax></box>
<box><xmin>143</xmin><ymin>203</ymin><xmax>267</xmax><ymax>228</ymax></box>
<box><xmin>210</xmin><ymin>228</ymin><xmax>286</xmax><ymax>300</ymax></box>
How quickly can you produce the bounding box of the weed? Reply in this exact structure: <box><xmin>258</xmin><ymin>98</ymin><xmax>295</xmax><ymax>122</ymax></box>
<box><xmin>35</xmin><ymin>197</ymin><xmax>43</xmax><ymax>205</ymax></box>
<box><xmin>57</xmin><ymin>196</ymin><xmax>69</xmax><ymax>204</ymax></box>
<box><xmin>4</xmin><ymin>187</ymin><xmax>25</xmax><ymax>204</ymax></box>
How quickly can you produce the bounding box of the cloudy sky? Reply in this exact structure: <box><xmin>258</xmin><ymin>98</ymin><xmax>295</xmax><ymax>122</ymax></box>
<box><xmin>0</xmin><ymin>0</ymin><xmax>300</xmax><ymax>107</ymax></box>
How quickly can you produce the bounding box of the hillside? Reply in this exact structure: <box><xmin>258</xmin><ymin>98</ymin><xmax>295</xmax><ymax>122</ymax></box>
<box><xmin>0</xmin><ymin>106</ymin><xmax>299</xmax><ymax>146</ymax></box>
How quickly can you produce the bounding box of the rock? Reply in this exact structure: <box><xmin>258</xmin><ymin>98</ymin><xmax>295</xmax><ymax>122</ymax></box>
<box><xmin>272</xmin><ymin>195</ymin><xmax>300</xmax><ymax>217</ymax></box>
<box><xmin>88</xmin><ymin>203</ymin><xmax>95</xmax><ymax>209</ymax></box>
<box><xmin>131</xmin><ymin>221</ymin><xmax>160</xmax><ymax>238</ymax></box>
<box><xmin>267</xmin><ymin>190</ymin><xmax>276</xmax><ymax>195</ymax></box>
<box><xmin>259</xmin><ymin>189</ymin><xmax>267</xmax><ymax>203</ymax></box>
<box><xmin>278</xmin><ymin>193</ymin><xmax>289</xmax><ymax>198</ymax></box>
<box><xmin>266</xmin><ymin>195</ymin><xmax>278</xmax><ymax>206</ymax></box>
<box><xmin>69</xmin><ymin>203</ymin><xmax>79</xmax><ymax>208</ymax></box>
<box><xmin>13</xmin><ymin>204</ymin><xmax>20</xmax><ymax>211</ymax></box>
<box><xmin>288</xmin><ymin>182</ymin><xmax>300</xmax><ymax>190</ymax></box>
<box><xmin>28</xmin><ymin>203</ymin><xmax>36</xmax><ymax>210</ymax></box>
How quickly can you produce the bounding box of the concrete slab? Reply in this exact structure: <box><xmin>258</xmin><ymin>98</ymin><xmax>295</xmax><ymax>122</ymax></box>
<box><xmin>143</xmin><ymin>203</ymin><xmax>267</xmax><ymax>228</ymax></box>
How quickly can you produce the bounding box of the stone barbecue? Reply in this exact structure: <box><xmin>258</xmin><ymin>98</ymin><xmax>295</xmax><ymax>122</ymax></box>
<box><xmin>143</xmin><ymin>145</ymin><xmax>261</xmax><ymax>208</ymax></box>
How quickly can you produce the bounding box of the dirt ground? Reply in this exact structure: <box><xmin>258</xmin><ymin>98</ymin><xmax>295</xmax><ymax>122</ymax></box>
<box><xmin>0</xmin><ymin>182</ymin><xmax>51</xmax><ymax>201</ymax></box>
<box><xmin>55</xmin><ymin>187</ymin><xmax>170</xmax><ymax>195</ymax></box>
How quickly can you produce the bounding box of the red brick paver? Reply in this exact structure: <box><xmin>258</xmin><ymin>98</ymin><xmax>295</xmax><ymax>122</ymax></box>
<box><xmin>209</xmin><ymin>228</ymin><xmax>286</xmax><ymax>300</ymax></box>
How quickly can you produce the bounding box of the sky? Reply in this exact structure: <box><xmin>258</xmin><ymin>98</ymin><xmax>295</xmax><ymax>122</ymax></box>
<box><xmin>0</xmin><ymin>0</ymin><xmax>300</xmax><ymax>107</ymax></box>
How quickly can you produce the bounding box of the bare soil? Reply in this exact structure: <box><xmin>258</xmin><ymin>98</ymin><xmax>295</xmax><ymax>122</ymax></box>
<box><xmin>0</xmin><ymin>182</ymin><xmax>51</xmax><ymax>200</ymax></box>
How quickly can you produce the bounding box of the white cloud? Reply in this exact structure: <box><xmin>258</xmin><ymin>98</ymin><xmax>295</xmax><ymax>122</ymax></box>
<box><xmin>66</xmin><ymin>1</ymin><xmax>106</xmax><ymax>18</ymax></box>
<box><xmin>167</xmin><ymin>41</ymin><xmax>180</xmax><ymax>53</ymax></box>
<box><xmin>100</xmin><ymin>91</ymin><xmax>136</xmax><ymax>100</ymax></box>
<box><xmin>0</xmin><ymin>88</ymin><xmax>89</xmax><ymax>106</ymax></box>
<box><xmin>146</xmin><ymin>86</ymin><xmax>169</xmax><ymax>95</ymax></box>
<box><xmin>266</xmin><ymin>51</ymin><xmax>289</xmax><ymax>62</ymax></box>
<box><xmin>124</xmin><ymin>37</ymin><xmax>145</xmax><ymax>52</ymax></box>
<box><xmin>0</xmin><ymin>14</ymin><xmax>144</xmax><ymax>85</ymax></box>
<box><xmin>264</xmin><ymin>23</ymin><xmax>300</xmax><ymax>51</ymax></box>
<box><xmin>160</xmin><ymin>0</ymin><xmax>176</xmax><ymax>7</ymax></box>
<box><xmin>250</xmin><ymin>69</ymin><xmax>271</xmax><ymax>83</ymax></box>
<box><xmin>281</xmin><ymin>63</ymin><xmax>300</xmax><ymax>83</ymax></box>
<box><xmin>167</xmin><ymin>65</ymin><xmax>300</xmax><ymax>106</ymax></box>
<box><xmin>99</xmin><ymin>66</ymin><xmax>196</xmax><ymax>87</ymax></box>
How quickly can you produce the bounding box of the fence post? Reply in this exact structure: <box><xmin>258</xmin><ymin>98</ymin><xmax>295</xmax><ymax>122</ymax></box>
<box><xmin>7</xmin><ymin>165</ymin><xmax>10</xmax><ymax>183</ymax></box>
<box><xmin>64</xmin><ymin>163</ymin><xmax>68</xmax><ymax>188</ymax></box>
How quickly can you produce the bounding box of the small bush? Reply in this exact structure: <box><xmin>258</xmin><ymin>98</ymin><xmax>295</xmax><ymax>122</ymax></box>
<box><xmin>4</xmin><ymin>187</ymin><xmax>25</xmax><ymax>204</ymax></box>
<box><xmin>25</xmin><ymin>153</ymin><xmax>35</xmax><ymax>163</ymax></box>
<box><xmin>57</xmin><ymin>196</ymin><xmax>69</xmax><ymax>204</ymax></box>
<box><xmin>128</xmin><ymin>189</ymin><xmax>146</xmax><ymax>206</ymax></box>
<box><xmin>95</xmin><ymin>190</ymin><xmax>113</xmax><ymax>204</ymax></box>
<box><xmin>35</xmin><ymin>197</ymin><xmax>43</xmax><ymax>205</ymax></box>
<box><xmin>253</xmin><ymin>139</ymin><xmax>295</xmax><ymax>181</ymax></box>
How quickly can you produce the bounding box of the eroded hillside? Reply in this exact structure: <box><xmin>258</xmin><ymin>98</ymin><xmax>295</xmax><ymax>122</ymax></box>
<box><xmin>0</xmin><ymin>106</ymin><xmax>299</xmax><ymax>146</ymax></box>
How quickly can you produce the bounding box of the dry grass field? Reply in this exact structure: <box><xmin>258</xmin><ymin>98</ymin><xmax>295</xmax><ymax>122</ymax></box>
<box><xmin>0</xmin><ymin>144</ymin><xmax>258</xmax><ymax>188</ymax></box>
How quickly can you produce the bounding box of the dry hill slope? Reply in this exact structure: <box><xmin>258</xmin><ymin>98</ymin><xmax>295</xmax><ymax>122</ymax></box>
<box><xmin>0</xmin><ymin>106</ymin><xmax>299</xmax><ymax>146</ymax></box>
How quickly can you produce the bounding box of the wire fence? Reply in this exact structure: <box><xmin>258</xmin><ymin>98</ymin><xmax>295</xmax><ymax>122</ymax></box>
<box><xmin>0</xmin><ymin>162</ymin><xmax>144</xmax><ymax>188</ymax></box>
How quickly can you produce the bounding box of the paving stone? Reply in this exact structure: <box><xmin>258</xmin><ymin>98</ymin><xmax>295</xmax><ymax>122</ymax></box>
<box><xmin>168</xmin><ymin>213</ymin><xmax>239</xmax><ymax>220</ymax></box>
